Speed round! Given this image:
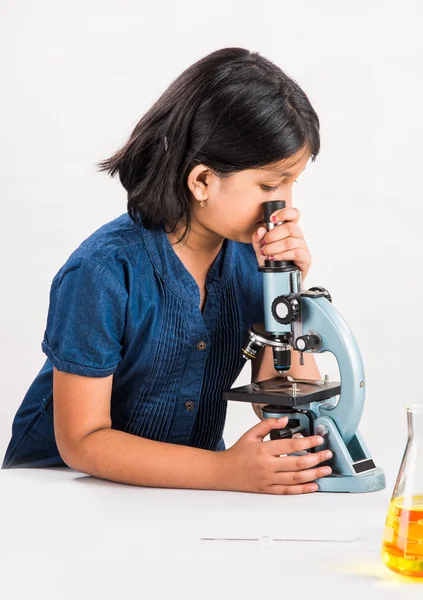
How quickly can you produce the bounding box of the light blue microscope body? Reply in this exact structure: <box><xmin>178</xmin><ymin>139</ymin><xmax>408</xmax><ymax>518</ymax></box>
<box><xmin>225</xmin><ymin>201</ymin><xmax>386</xmax><ymax>493</ymax></box>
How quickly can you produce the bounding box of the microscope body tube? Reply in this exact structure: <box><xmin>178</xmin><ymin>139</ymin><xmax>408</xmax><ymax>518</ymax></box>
<box><xmin>260</xmin><ymin>200</ymin><xmax>302</xmax><ymax>371</ymax></box>
<box><xmin>262</xmin><ymin>269</ymin><xmax>301</xmax><ymax>334</ymax></box>
<box><xmin>262</xmin><ymin>268</ymin><xmax>301</xmax><ymax>372</ymax></box>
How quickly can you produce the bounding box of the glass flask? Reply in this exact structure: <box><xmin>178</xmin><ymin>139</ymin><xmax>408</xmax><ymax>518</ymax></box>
<box><xmin>382</xmin><ymin>404</ymin><xmax>423</xmax><ymax>578</ymax></box>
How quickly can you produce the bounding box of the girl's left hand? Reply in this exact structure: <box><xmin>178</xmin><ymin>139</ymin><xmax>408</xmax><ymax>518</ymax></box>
<box><xmin>252</xmin><ymin>206</ymin><xmax>312</xmax><ymax>282</ymax></box>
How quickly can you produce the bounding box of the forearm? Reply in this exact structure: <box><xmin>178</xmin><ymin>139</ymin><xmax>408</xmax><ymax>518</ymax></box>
<box><xmin>62</xmin><ymin>428</ymin><xmax>224</xmax><ymax>490</ymax></box>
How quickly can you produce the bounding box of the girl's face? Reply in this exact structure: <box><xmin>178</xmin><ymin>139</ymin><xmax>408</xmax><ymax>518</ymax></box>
<box><xmin>187</xmin><ymin>146</ymin><xmax>310</xmax><ymax>244</ymax></box>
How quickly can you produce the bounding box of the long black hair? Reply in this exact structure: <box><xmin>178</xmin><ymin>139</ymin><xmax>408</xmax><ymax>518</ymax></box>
<box><xmin>98</xmin><ymin>47</ymin><xmax>320</xmax><ymax>242</ymax></box>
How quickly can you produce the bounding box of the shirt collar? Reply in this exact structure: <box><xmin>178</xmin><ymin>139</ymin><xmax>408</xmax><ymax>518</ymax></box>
<box><xmin>135</xmin><ymin>216</ymin><xmax>237</xmax><ymax>306</ymax></box>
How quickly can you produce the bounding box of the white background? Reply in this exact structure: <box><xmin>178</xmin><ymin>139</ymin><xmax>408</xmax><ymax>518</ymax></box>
<box><xmin>0</xmin><ymin>0</ymin><xmax>421</xmax><ymax>483</ymax></box>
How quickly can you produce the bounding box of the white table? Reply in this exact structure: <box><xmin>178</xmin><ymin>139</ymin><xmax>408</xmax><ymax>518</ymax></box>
<box><xmin>0</xmin><ymin>467</ymin><xmax>422</xmax><ymax>599</ymax></box>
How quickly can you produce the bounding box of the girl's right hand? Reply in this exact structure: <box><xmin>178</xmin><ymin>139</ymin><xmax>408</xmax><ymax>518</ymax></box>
<box><xmin>219</xmin><ymin>417</ymin><xmax>333</xmax><ymax>495</ymax></box>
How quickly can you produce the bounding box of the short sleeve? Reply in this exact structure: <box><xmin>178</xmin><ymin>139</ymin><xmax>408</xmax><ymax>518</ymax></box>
<box><xmin>41</xmin><ymin>257</ymin><xmax>128</xmax><ymax>377</ymax></box>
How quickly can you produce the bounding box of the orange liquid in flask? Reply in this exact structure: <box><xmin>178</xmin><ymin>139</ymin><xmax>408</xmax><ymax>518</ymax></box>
<box><xmin>382</xmin><ymin>495</ymin><xmax>423</xmax><ymax>578</ymax></box>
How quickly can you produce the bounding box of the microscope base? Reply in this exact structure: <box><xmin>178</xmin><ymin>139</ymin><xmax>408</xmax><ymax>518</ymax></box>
<box><xmin>314</xmin><ymin>466</ymin><xmax>386</xmax><ymax>493</ymax></box>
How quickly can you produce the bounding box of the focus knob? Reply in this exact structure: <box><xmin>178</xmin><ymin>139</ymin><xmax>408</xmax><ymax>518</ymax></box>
<box><xmin>308</xmin><ymin>286</ymin><xmax>332</xmax><ymax>303</ymax></box>
<box><xmin>295</xmin><ymin>333</ymin><xmax>321</xmax><ymax>352</ymax></box>
<box><xmin>271</xmin><ymin>295</ymin><xmax>300</xmax><ymax>325</ymax></box>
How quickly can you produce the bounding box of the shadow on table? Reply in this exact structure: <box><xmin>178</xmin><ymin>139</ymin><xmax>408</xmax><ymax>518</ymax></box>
<box><xmin>72</xmin><ymin>473</ymin><xmax>138</xmax><ymax>488</ymax></box>
<box><xmin>334</xmin><ymin>559</ymin><xmax>423</xmax><ymax>586</ymax></box>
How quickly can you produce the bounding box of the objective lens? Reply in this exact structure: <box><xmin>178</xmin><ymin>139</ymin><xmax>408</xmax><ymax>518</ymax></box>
<box><xmin>273</xmin><ymin>347</ymin><xmax>291</xmax><ymax>371</ymax></box>
<box><xmin>242</xmin><ymin>338</ymin><xmax>265</xmax><ymax>361</ymax></box>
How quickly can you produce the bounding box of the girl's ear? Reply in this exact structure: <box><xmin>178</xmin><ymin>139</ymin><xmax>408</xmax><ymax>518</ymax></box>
<box><xmin>187</xmin><ymin>164</ymin><xmax>212</xmax><ymax>200</ymax></box>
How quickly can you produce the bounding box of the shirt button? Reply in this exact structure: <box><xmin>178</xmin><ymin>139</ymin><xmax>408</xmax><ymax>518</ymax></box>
<box><xmin>185</xmin><ymin>401</ymin><xmax>195</xmax><ymax>411</ymax></box>
<box><xmin>196</xmin><ymin>341</ymin><xmax>207</xmax><ymax>350</ymax></box>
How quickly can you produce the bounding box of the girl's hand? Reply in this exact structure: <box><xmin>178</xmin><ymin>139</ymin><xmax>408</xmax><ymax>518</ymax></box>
<box><xmin>252</xmin><ymin>206</ymin><xmax>311</xmax><ymax>281</ymax></box>
<box><xmin>218</xmin><ymin>417</ymin><xmax>333</xmax><ymax>495</ymax></box>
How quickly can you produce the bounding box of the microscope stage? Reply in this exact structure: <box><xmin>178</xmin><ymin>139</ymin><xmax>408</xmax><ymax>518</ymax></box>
<box><xmin>223</xmin><ymin>377</ymin><xmax>341</xmax><ymax>407</ymax></box>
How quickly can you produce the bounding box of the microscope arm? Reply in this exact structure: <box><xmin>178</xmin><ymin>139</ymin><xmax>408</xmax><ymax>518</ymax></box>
<box><xmin>301</xmin><ymin>295</ymin><xmax>365</xmax><ymax>446</ymax></box>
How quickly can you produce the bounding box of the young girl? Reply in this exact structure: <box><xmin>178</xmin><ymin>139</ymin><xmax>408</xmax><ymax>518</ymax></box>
<box><xmin>2</xmin><ymin>47</ymin><xmax>333</xmax><ymax>494</ymax></box>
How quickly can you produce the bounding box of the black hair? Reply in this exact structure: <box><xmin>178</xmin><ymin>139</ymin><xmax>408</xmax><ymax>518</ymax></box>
<box><xmin>97</xmin><ymin>47</ymin><xmax>320</xmax><ymax>242</ymax></box>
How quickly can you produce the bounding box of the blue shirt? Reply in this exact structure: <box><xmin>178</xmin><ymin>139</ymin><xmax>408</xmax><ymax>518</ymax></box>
<box><xmin>2</xmin><ymin>213</ymin><xmax>263</xmax><ymax>469</ymax></box>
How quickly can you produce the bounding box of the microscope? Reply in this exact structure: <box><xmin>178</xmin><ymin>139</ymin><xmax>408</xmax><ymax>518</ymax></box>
<box><xmin>223</xmin><ymin>200</ymin><xmax>385</xmax><ymax>493</ymax></box>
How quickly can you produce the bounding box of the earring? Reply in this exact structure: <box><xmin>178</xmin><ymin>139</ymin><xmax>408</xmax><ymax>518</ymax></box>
<box><xmin>200</xmin><ymin>200</ymin><xmax>206</xmax><ymax>208</ymax></box>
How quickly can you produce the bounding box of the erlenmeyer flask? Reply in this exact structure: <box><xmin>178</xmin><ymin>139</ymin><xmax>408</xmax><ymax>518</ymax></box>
<box><xmin>382</xmin><ymin>404</ymin><xmax>423</xmax><ymax>578</ymax></box>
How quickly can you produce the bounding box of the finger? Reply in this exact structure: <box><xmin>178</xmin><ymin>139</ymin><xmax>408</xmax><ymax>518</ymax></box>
<box><xmin>265</xmin><ymin>482</ymin><xmax>319</xmax><ymax>495</ymax></box>
<box><xmin>252</xmin><ymin>226</ymin><xmax>268</xmax><ymax>264</ymax></box>
<box><xmin>262</xmin><ymin>222</ymin><xmax>303</xmax><ymax>245</ymax></box>
<box><xmin>262</xmin><ymin>237</ymin><xmax>307</xmax><ymax>257</ymax></box>
<box><xmin>270</xmin><ymin>207</ymin><xmax>300</xmax><ymax>224</ymax></box>
<box><xmin>255</xmin><ymin>226</ymin><xmax>267</xmax><ymax>241</ymax></box>
<box><xmin>273</xmin><ymin>449</ymin><xmax>333</xmax><ymax>472</ymax></box>
<box><xmin>271</xmin><ymin>465</ymin><xmax>332</xmax><ymax>486</ymax></box>
<box><xmin>266</xmin><ymin>435</ymin><xmax>324</xmax><ymax>456</ymax></box>
<box><xmin>267</xmin><ymin>249</ymin><xmax>311</xmax><ymax>265</ymax></box>
<box><xmin>242</xmin><ymin>417</ymin><xmax>289</xmax><ymax>443</ymax></box>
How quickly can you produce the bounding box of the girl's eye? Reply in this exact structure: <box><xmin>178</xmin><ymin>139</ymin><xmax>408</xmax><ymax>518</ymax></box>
<box><xmin>261</xmin><ymin>180</ymin><xmax>299</xmax><ymax>192</ymax></box>
<box><xmin>261</xmin><ymin>184</ymin><xmax>279</xmax><ymax>192</ymax></box>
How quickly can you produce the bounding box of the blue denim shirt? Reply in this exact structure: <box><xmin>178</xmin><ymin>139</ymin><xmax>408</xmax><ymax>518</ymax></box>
<box><xmin>2</xmin><ymin>213</ymin><xmax>263</xmax><ymax>469</ymax></box>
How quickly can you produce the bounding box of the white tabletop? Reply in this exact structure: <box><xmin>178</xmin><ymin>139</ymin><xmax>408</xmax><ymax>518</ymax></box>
<box><xmin>0</xmin><ymin>467</ymin><xmax>422</xmax><ymax>599</ymax></box>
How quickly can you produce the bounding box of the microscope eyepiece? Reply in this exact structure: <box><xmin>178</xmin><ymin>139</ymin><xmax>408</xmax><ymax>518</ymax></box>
<box><xmin>263</xmin><ymin>200</ymin><xmax>286</xmax><ymax>225</ymax></box>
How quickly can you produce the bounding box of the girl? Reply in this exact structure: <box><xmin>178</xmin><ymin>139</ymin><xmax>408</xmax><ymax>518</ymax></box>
<box><xmin>2</xmin><ymin>47</ymin><xmax>333</xmax><ymax>494</ymax></box>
